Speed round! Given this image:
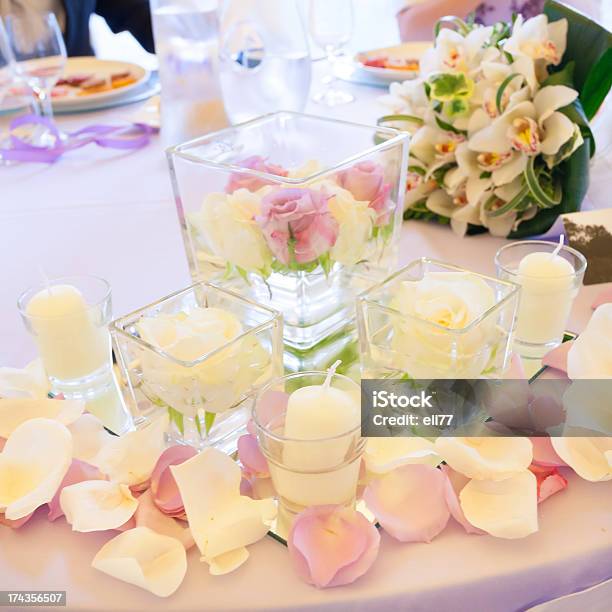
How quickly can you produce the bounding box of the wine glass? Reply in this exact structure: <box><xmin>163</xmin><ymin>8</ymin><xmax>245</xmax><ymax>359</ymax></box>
<box><xmin>308</xmin><ymin>0</ymin><xmax>354</xmax><ymax>106</ymax></box>
<box><xmin>4</xmin><ymin>11</ymin><xmax>66</xmax><ymax>123</ymax></box>
<box><xmin>0</xmin><ymin>18</ymin><xmax>16</xmax><ymax>108</ymax></box>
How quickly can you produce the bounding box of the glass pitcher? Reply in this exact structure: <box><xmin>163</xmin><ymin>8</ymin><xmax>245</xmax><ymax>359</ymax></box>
<box><xmin>218</xmin><ymin>0</ymin><xmax>311</xmax><ymax>124</ymax></box>
<box><xmin>150</xmin><ymin>0</ymin><xmax>229</xmax><ymax>145</ymax></box>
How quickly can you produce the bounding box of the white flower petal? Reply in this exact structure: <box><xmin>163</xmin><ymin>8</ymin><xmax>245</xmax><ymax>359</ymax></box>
<box><xmin>551</xmin><ymin>438</ymin><xmax>612</xmax><ymax>482</ymax></box>
<box><xmin>468</xmin><ymin>109</ymin><xmax>491</xmax><ymax>135</ymax></box>
<box><xmin>434</xmin><ymin>437</ymin><xmax>533</xmax><ymax>480</ymax></box>
<box><xmin>567</xmin><ymin>304</ymin><xmax>612</xmax><ymax>379</ymax></box>
<box><xmin>208</xmin><ymin>548</ymin><xmax>250</xmax><ymax>576</ymax></box>
<box><xmin>548</xmin><ymin>18</ymin><xmax>568</xmax><ymax>64</ymax></box>
<box><xmin>61</xmin><ymin>481</ymin><xmax>138</xmax><ymax>532</ymax></box>
<box><xmin>0</xmin><ymin>418</ymin><xmax>72</xmax><ymax>519</ymax></box>
<box><xmin>469</xmin><ymin>102</ymin><xmax>535</xmax><ymax>153</ymax></box>
<box><xmin>170</xmin><ymin>447</ymin><xmax>276</xmax><ymax>573</ymax></box>
<box><xmin>426</xmin><ymin>190</ymin><xmax>454</xmax><ymax>217</ymax></box>
<box><xmin>492</xmin><ymin>153</ymin><xmax>527</xmax><ymax>186</ymax></box>
<box><xmin>364</xmin><ymin>438</ymin><xmax>441</xmax><ymax>475</ymax></box>
<box><xmin>511</xmin><ymin>56</ymin><xmax>538</xmax><ymax>93</ymax></box>
<box><xmin>534</xmin><ymin>85</ymin><xmax>578</xmax><ymax>125</ymax></box>
<box><xmin>460</xmin><ymin>471</ymin><xmax>538</xmax><ymax>538</ymax></box>
<box><xmin>0</xmin><ymin>398</ymin><xmax>84</xmax><ymax>439</ymax></box>
<box><xmin>68</xmin><ymin>414</ymin><xmax>114</xmax><ymax>464</ymax></box>
<box><xmin>92</xmin><ymin>527</ymin><xmax>187</xmax><ymax>597</ymax></box>
<box><xmin>0</xmin><ymin>359</ymin><xmax>49</xmax><ymax>399</ymax></box>
<box><xmin>94</xmin><ymin>415</ymin><xmax>168</xmax><ymax>486</ymax></box>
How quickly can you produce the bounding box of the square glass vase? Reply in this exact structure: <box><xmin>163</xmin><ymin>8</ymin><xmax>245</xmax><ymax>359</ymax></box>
<box><xmin>357</xmin><ymin>259</ymin><xmax>520</xmax><ymax>379</ymax></box>
<box><xmin>111</xmin><ymin>282</ymin><xmax>283</xmax><ymax>453</ymax></box>
<box><xmin>166</xmin><ymin>111</ymin><xmax>409</xmax><ymax>352</ymax></box>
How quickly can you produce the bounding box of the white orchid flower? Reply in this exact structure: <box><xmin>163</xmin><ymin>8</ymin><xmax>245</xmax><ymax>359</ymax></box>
<box><xmin>505</xmin><ymin>15</ymin><xmax>567</xmax><ymax>67</ymax></box>
<box><xmin>379</xmin><ymin>78</ymin><xmax>429</xmax><ymax>118</ymax></box>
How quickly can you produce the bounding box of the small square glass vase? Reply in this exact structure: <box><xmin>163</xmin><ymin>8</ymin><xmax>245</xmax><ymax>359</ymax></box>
<box><xmin>166</xmin><ymin>111</ymin><xmax>408</xmax><ymax>351</ymax></box>
<box><xmin>357</xmin><ymin>259</ymin><xmax>520</xmax><ymax>379</ymax></box>
<box><xmin>111</xmin><ymin>282</ymin><xmax>283</xmax><ymax>452</ymax></box>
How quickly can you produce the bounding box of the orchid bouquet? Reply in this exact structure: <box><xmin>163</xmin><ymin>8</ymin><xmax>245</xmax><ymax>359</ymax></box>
<box><xmin>380</xmin><ymin>1</ymin><xmax>612</xmax><ymax>238</ymax></box>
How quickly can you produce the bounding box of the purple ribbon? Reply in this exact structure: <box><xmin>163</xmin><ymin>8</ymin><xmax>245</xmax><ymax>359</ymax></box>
<box><xmin>1</xmin><ymin>114</ymin><xmax>157</xmax><ymax>163</ymax></box>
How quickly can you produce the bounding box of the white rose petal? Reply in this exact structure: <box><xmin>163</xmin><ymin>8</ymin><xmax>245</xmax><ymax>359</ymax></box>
<box><xmin>460</xmin><ymin>471</ymin><xmax>538</xmax><ymax>538</ymax></box>
<box><xmin>567</xmin><ymin>304</ymin><xmax>612</xmax><ymax>379</ymax></box>
<box><xmin>364</xmin><ymin>437</ymin><xmax>441</xmax><ymax>475</ymax></box>
<box><xmin>435</xmin><ymin>437</ymin><xmax>533</xmax><ymax>481</ymax></box>
<box><xmin>94</xmin><ymin>415</ymin><xmax>168</xmax><ymax>486</ymax></box>
<box><xmin>209</xmin><ymin>548</ymin><xmax>250</xmax><ymax>576</ymax></box>
<box><xmin>60</xmin><ymin>481</ymin><xmax>138</xmax><ymax>532</ymax></box>
<box><xmin>0</xmin><ymin>398</ymin><xmax>84</xmax><ymax>438</ymax></box>
<box><xmin>92</xmin><ymin>527</ymin><xmax>187</xmax><ymax>597</ymax></box>
<box><xmin>551</xmin><ymin>438</ymin><xmax>612</xmax><ymax>482</ymax></box>
<box><xmin>68</xmin><ymin>413</ymin><xmax>114</xmax><ymax>464</ymax></box>
<box><xmin>0</xmin><ymin>359</ymin><xmax>49</xmax><ymax>398</ymax></box>
<box><xmin>170</xmin><ymin>447</ymin><xmax>276</xmax><ymax>573</ymax></box>
<box><xmin>0</xmin><ymin>418</ymin><xmax>72</xmax><ymax>520</ymax></box>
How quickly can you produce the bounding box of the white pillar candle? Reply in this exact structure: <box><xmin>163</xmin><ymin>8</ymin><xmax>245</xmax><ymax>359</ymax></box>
<box><xmin>26</xmin><ymin>284</ymin><xmax>111</xmax><ymax>383</ymax></box>
<box><xmin>515</xmin><ymin>247</ymin><xmax>576</xmax><ymax>345</ymax></box>
<box><xmin>271</xmin><ymin>363</ymin><xmax>361</xmax><ymax>509</ymax></box>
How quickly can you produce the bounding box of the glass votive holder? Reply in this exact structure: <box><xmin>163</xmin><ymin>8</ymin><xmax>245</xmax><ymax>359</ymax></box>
<box><xmin>356</xmin><ymin>258</ymin><xmax>520</xmax><ymax>379</ymax></box>
<box><xmin>17</xmin><ymin>275</ymin><xmax>113</xmax><ymax>397</ymax></box>
<box><xmin>495</xmin><ymin>241</ymin><xmax>587</xmax><ymax>359</ymax></box>
<box><xmin>252</xmin><ymin>371</ymin><xmax>365</xmax><ymax>525</ymax></box>
<box><xmin>111</xmin><ymin>282</ymin><xmax>283</xmax><ymax>453</ymax></box>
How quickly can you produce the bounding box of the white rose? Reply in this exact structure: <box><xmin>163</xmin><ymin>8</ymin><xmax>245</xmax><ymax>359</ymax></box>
<box><xmin>389</xmin><ymin>271</ymin><xmax>500</xmax><ymax>378</ymax></box>
<box><xmin>324</xmin><ymin>182</ymin><xmax>376</xmax><ymax>266</ymax></box>
<box><xmin>136</xmin><ymin>307</ymin><xmax>268</xmax><ymax>416</ymax></box>
<box><xmin>189</xmin><ymin>189</ymin><xmax>272</xmax><ymax>274</ymax></box>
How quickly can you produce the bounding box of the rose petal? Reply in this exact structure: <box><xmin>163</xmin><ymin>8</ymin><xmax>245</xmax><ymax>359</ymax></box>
<box><xmin>92</xmin><ymin>527</ymin><xmax>187</xmax><ymax>597</ymax></box>
<box><xmin>209</xmin><ymin>548</ymin><xmax>250</xmax><ymax>576</ymax></box>
<box><xmin>503</xmin><ymin>352</ymin><xmax>527</xmax><ymax>379</ymax></box>
<box><xmin>592</xmin><ymin>287</ymin><xmax>612</xmax><ymax>310</ymax></box>
<box><xmin>288</xmin><ymin>505</ymin><xmax>380</xmax><ymax>588</ymax></box>
<box><xmin>567</xmin><ymin>304</ymin><xmax>612</xmax><ymax>379</ymax></box>
<box><xmin>150</xmin><ymin>445</ymin><xmax>197</xmax><ymax>515</ymax></box>
<box><xmin>542</xmin><ymin>341</ymin><xmax>572</xmax><ymax>374</ymax></box>
<box><xmin>460</xmin><ymin>471</ymin><xmax>538</xmax><ymax>539</ymax></box>
<box><xmin>434</xmin><ymin>437</ymin><xmax>533</xmax><ymax>481</ymax></box>
<box><xmin>48</xmin><ymin>458</ymin><xmax>105</xmax><ymax>521</ymax></box>
<box><xmin>170</xmin><ymin>448</ymin><xmax>276</xmax><ymax>573</ymax></box>
<box><xmin>441</xmin><ymin>466</ymin><xmax>485</xmax><ymax>535</ymax></box>
<box><xmin>60</xmin><ymin>480</ymin><xmax>138</xmax><ymax>532</ymax></box>
<box><xmin>551</xmin><ymin>437</ymin><xmax>612</xmax><ymax>482</ymax></box>
<box><xmin>68</xmin><ymin>414</ymin><xmax>114</xmax><ymax>465</ymax></box>
<box><xmin>529</xmin><ymin>436</ymin><xmax>567</xmax><ymax>467</ymax></box>
<box><xmin>0</xmin><ymin>359</ymin><xmax>49</xmax><ymax>399</ymax></box>
<box><xmin>247</xmin><ymin>390</ymin><xmax>288</xmax><ymax>435</ymax></box>
<box><xmin>0</xmin><ymin>418</ymin><xmax>72</xmax><ymax>520</ymax></box>
<box><xmin>0</xmin><ymin>398</ymin><xmax>84</xmax><ymax>438</ymax></box>
<box><xmin>363</xmin><ymin>437</ymin><xmax>441</xmax><ymax>475</ymax></box>
<box><xmin>237</xmin><ymin>433</ymin><xmax>269</xmax><ymax>477</ymax></box>
<box><xmin>528</xmin><ymin>464</ymin><xmax>568</xmax><ymax>503</ymax></box>
<box><xmin>94</xmin><ymin>415</ymin><xmax>168</xmax><ymax>486</ymax></box>
<box><xmin>363</xmin><ymin>464</ymin><xmax>450</xmax><ymax>543</ymax></box>
<box><xmin>134</xmin><ymin>489</ymin><xmax>194</xmax><ymax>550</ymax></box>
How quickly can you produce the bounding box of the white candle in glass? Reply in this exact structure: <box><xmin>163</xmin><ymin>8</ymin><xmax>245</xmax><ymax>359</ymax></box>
<box><xmin>272</xmin><ymin>363</ymin><xmax>361</xmax><ymax>509</ymax></box>
<box><xmin>515</xmin><ymin>239</ymin><xmax>576</xmax><ymax>345</ymax></box>
<box><xmin>26</xmin><ymin>284</ymin><xmax>111</xmax><ymax>384</ymax></box>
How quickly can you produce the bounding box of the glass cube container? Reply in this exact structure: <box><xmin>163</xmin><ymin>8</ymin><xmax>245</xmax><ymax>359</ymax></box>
<box><xmin>111</xmin><ymin>282</ymin><xmax>283</xmax><ymax>453</ymax></box>
<box><xmin>166</xmin><ymin>111</ymin><xmax>408</xmax><ymax>352</ymax></box>
<box><xmin>357</xmin><ymin>259</ymin><xmax>520</xmax><ymax>379</ymax></box>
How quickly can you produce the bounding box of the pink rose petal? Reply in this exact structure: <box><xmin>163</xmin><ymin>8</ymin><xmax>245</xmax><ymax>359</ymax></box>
<box><xmin>0</xmin><ymin>437</ymin><xmax>5</xmax><ymax>452</ymax></box>
<box><xmin>129</xmin><ymin>479</ymin><xmax>151</xmax><ymax>494</ymax></box>
<box><xmin>363</xmin><ymin>464</ymin><xmax>450</xmax><ymax>543</ymax></box>
<box><xmin>237</xmin><ymin>433</ymin><xmax>269</xmax><ymax>478</ymax></box>
<box><xmin>288</xmin><ymin>505</ymin><xmax>380</xmax><ymax>588</ymax></box>
<box><xmin>226</xmin><ymin>156</ymin><xmax>288</xmax><ymax>194</ymax></box>
<box><xmin>530</xmin><ymin>437</ymin><xmax>567</xmax><ymax>467</ymax></box>
<box><xmin>248</xmin><ymin>390</ymin><xmax>288</xmax><ymax>435</ymax></box>
<box><xmin>115</xmin><ymin>516</ymin><xmax>137</xmax><ymax>532</ymax></box>
<box><xmin>0</xmin><ymin>511</ymin><xmax>34</xmax><ymax>529</ymax></box>
<box><xmin>47</xmin><ymin>459</ymin><xmax>105</xmax><ymax>522</ymax></box>
<box><xmin>503</xmin><ymin>353</ymin><xmax>527</xmax><ymax>379</ymax></box>
<box><xmin>592</xmin><ymin>287</ymin><xmax>612</xmax><ymax>310</ymax></box>
<box><xmin>542</xmin><ymin>342</ymin><xmax>573</xmax><ymax>374</ymax></box>
<box><xmin>529</xmin><ymin>464</ymin><xmax>568</xmax><ymax>503</ymax></box>
<box><xmin>150</xmin><ymin>445</ymin><xmax>197</xmax><ymax>515</ymax></box>
<box><xmin>134</xmin><ymin>489</ymin><xmax>194</xmax><ymax>550</ymax></box>
<box><xmin>441</xmin><ymin>466</ymin><xmax>485</xmax><ymax>535</ymax></box>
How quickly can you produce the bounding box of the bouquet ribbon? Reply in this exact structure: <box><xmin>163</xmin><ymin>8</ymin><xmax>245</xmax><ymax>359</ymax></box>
<box><xmin>0</xmin><ymin>114</ymin><xmax>157</xmax><ymax>163</ymax></box>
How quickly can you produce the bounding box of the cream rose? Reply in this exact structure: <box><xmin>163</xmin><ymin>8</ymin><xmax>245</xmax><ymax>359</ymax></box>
<box><xmin>389</xmin><ymin>271</ymin><xmax>500</xmax><ymax>378</ymax></box>
<box><xmin>189</xmin><ymin>189</ymin><xmax>272</xmax><ymax>274</ymax></box>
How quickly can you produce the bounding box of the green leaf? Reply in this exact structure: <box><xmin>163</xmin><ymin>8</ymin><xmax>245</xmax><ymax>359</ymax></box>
<box><xmin>434</xmin><ymin>115</ymin><xmax>467</xmax><ymax>136</ymax></box>
<box><xmin>235</xmin><ymin>265</ymin><xmax>251</xmax><ymax>285</ymax></box>
<box><xmin>204</xmin><ymin>411</ymin><xmax>216</xmax><ymax>435</ymax></box>
<box><xmin>408</xmin><ymin>165</ymin><xmax>426</xmax><ymax>176</ymax></box>
<box><xmin>544</xmin><ymin>0</ymin><xmax>612</xmax><ymax>109</ymax></box>
<box><xmin>495</xmin><ymin>73</ymin><xmax>523</xmax><ymax>115</ymax></box>
<box><xmin>434</xmin><ymin>16</ymin><xmax>470</xmax><ymax>38</ymax></box>
<box><xmin>168</xmin><ymin>407</ymin><xmax>184</xmax><ymax>436</ymax></box>
<box><xmin>524</xmin><ymin>157</ymin><xmax>561</xmax><ymax>208</ymax></box>
<box><xmin>580</xmin><ymin>48</ymin><xmax>612</xmax><ymax>120</ymax></box>
<box><xmin>431</xmin><ymin>163</ymin><xmax>455</xmax><ymax>187</ymax></box>
<box><xmin>479</xmin><ymin>171</ymin><xmax>492</xmax><ymax>179</ymax></box>
<box><xmin>484</xmin><ymin>183</ymin><xmax>530</xmax><ymax>217</ymax></box>
<box><xmin>443</xmin><ymin>98</ymin><xmax>470</xmax><ymax>118</ymax></box>
<box><xmin>429</xmin><ymin>73</ymin><xmax>474</xmax><ymax>102</ymax></box>
<box><xmin>542</xmin><ymin>61</ymin><xmax>575</xmax><ymax>87</ymax></box>
<box><xmin>194</xmin><ymin>414</ymin><xmax>202</xmax><ymax>438</ymax></box>
<box><xmin>319</xmin><ymin>252</ymin><xmax>333</xmax><ymax>278</ymax></box>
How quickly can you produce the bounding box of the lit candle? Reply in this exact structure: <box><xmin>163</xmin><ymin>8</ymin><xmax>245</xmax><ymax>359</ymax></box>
<box><xmin>25</xmin><ymin>284</ymin><xmax>111</xmax><ymax>385</ymax></box>
<box><xmin>515</xmin><ymin>238</ymin><xmax>576</xmax><ymax>345</ymax></box>
<box><xmin>271</xmin><ymin>362</ymin><xmax>362</xmax><ymax>510</ymax></box>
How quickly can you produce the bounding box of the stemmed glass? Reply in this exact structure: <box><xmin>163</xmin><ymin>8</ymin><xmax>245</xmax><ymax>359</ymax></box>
<box><xmin>308</xmin><ymin>0</ymin><xmax>354</xmax><ymax>106</ymax></box>
<box><xmin>0</xmin><ymin>19</ymin><xmax>16</xmax><ymax>108</ymax></box>
<box><xmin>4</xmin><ymin>11</ymin><xmax>66</xmax><ymax>123</ymax></box>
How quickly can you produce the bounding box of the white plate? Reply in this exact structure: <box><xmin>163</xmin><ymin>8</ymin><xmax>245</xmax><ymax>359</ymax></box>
<box><xmin>52</xmin><ymin>57</ymin><xmax>149</xmax><ymax>110</ymax></box>
<box><xmin>354</xmin><ymin>42</ymin><xmax>431</xmax><ymax>84</ymax></box>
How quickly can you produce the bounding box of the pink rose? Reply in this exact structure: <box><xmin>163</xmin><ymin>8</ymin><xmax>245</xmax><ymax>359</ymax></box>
<box><xmin>337</xmin><ymin>160</ymin><xmax>392</xmax><ymax>225</ymax></box>
<box><xmin>288</xmin><ymin>505</ymin><xmax>380</xmax><ymax>588</ymax></box>
<box><xmin>226</xmin><ymin>155</ymin><xmax>288</xmax><ymax>194</ymax></box>
<box><xmin>256</xmin><ymin>188</ymin><xmax>338</xmax><ymax>265</ymax></box>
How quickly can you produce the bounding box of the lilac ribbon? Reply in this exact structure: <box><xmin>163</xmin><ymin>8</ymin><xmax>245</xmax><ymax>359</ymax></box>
<box><xmin>1</xmin><ymin>114</ymin><xmax>157</xmax><ymax>163</ymax></box>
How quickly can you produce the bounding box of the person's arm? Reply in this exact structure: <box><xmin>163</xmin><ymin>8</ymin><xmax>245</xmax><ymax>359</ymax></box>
<box><xmin>94</xmin><ymin>0</ymin><xmax>155</xmax><ymax>52</ymax></box>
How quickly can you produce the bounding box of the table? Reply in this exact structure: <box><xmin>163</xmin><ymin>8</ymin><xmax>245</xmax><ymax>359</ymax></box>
<box><xmin>1</xmin><ymin>61</ymin><xmax>612</xmax><ymax>611</ymax></box>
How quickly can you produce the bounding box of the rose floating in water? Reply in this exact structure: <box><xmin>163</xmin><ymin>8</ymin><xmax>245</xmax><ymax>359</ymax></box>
<box><xmin>187</xmin><ymin>156</ymin><xmax>395</xmax><ymax>281</ymax></box>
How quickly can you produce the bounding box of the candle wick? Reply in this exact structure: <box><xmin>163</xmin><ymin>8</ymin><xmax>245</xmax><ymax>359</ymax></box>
<box><xmin>551</xmin><ymin>234</ymin><xmax>564</xmax><ymax>259</ymax></box>
<box><xmin>324</xmin><ymin>360</ymin><xmax>342</xmax><ymax>389</ymax></box>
